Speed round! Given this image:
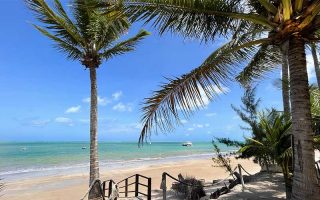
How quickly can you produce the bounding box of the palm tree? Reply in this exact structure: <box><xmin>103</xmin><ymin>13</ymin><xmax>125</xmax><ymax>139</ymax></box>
<box><xmin>240</xmin><ymin>110</ymin><xmax>292</xmax><ymax>198</ymax></box>
<box><xmin>125</xmin><ymin>0</ymin><xmax>320</xmax><ymax>198</ymax></box>
<box><xmin>26</xmin><ymin>0</ymin><xmax>149</xmax><ymax>185</ymax></box>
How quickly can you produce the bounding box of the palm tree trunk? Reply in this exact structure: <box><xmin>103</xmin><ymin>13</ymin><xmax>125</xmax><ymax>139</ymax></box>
<box><xmin>281</xmin><ymin>44</ymin><xmax>290</xmax><ymax>116</ymax></box>
<box><xmin>281</xmin><ymin>43</ymin><xmax>293</xmax><ymax>199</ymax></box>
<box><xmin>288</xmin><ymin>36</ymin><xmax>320</xmax><ymax>200</ymax></box>
<box><xmin>89</xmin><ymin>67</ymin><xmax>99</xmax><ymax>185</ymax></box>
<box><xmin>311</xmin><ymin>43</ymin><xmax>320</xmax><ymax>88</ymax></box>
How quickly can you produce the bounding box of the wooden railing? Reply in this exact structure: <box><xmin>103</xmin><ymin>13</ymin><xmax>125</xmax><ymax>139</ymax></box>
<box><xmin>103</xmin><ymin>174</ymin><xmax>152</xmax><ymax>200</ymax></box>
<box><xmin>316</xmin><ymin>161</ymin><xmax>320</xmax><ymax>179</ymax></box>
<box><xmin>160</xmin><ymin>164</ymin><xmax>248</xmax><ymax>200</ymax></box>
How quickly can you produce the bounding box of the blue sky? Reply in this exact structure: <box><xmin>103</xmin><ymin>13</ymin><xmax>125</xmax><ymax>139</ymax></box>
<box><xmin>0</xmin><ymin>0</ymin><xmax>318</xmax><ymax>142</ymax></box>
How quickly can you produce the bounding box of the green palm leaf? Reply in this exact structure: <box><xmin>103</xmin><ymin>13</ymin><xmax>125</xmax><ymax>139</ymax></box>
<box><xmin>125</xmin><ymin>0</ymin><xmax>273</xmax><ymax>42</ymax></box>
<box><xmin>100</xmin><ymin>30</ymin><xmax>150</xmax><ymax>60</ymax></box>
<box><xmin>236</xmin><ymin>44</ymin><xmax>282</xmax><ymax>85</ymax></box>
<box><xmin>139</xmin><ymin>36</ymin><xmax>269</xmax><ymax>143</ymax></box>
<box><xmin>27</xmin><ymin>0</ymin><xmax>84</xmax><ymax>47</ymax></box>
<box><xmin>33</xmin><ymin>25</ymin><xmax>82</xmax><ymax>60</ymax></box>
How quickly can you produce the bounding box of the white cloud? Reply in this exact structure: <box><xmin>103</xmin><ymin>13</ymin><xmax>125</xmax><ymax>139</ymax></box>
<box><xmin>82</xmin><ymin>96</ymin><xmax>111</xmax><ymax>106</ymax></box>
<box><xmin>226</xmin><ymin>124</ymin><xmax>235</xmax><ymax>131</ymax></box>
<box><xmin>306</xmin><ymin>53</ymin><xmax>316</xmax><ymax>80</ymax></box>
<box><xmin>55</xmin><ymin>117</ymin><xmax>73</xmax><ymax>126</ymax></box>
<box><xmin>102</xmin><ymin>122</ymin><xmax>141</xmax><ymax>133</ymax></box>
<box><xmin>180</xmin><ymin>119</ymin><xmax>188</xmax><ymax>124</ymax></box>
<box><xmin>112</xmin><ymin>91</ymin><xmax>123</xmax><ymax>101</ymax></box>
<box><xmin>187</xmin><ymin>127</ymin><xmax>194</xmax><ymax>131</ymax></box>
<box><xmin>112</xmin><ymin>102</ymin><xmax>133</xmax><ymax>112</ymax></box>
<box><xmin>30</xmin><ymin>119</ymin><xmax>51</xmax><ymax>127</ymax></box>
<box><xmin>193</xmin><ymin>123</ymin><xmax>209</xmax><ymax>128</ymax></box>
<box><xmin>79</xmin><ymin>119</ymin><xmax>89</xmax><ymax>124</ymax></box>
<box><xmin>65</xmin><ymin>105</ymin><xmax>81</xmax><ymax>114</ymax></box>
<box><xmin>205</xmin><ymin>112</ymin><xmax>217</xmax><ymax>117</ymax></box>
<box><xmin>232</xmin><ymin>115</ymin><xmax>241</xmax><ymax>120</ymax></box>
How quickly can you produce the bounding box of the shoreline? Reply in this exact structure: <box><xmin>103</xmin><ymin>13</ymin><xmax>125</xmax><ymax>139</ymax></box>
<box><xmin>2</xmin><ymin>156</ymin><xmax>261</xmax><ymax>200</ymax></box>
<box><xmin>1</xmin><ymin>151</ymin><xmax>238</xmax><ymax>181</ymax></box>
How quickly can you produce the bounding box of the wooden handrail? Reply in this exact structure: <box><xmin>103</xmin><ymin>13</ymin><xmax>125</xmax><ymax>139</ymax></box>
<box><xmin>103</xmin><ymin>174</ymin><xmax>151</xmax><ymax>200</ymax></box>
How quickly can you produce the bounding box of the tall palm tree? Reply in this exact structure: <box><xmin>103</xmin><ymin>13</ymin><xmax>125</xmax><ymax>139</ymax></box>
<box><xmin>125</xmin><ymin>0</ymin><xmax>320</xmax><ymax>198</ymax></box>
<box><xmin>27</xmin><ymin>0</ymin><xmax>149</xmax><ymax>185</ymax></box>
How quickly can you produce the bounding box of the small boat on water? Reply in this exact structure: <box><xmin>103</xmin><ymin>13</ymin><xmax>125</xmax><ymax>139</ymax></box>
<box><xmin>182</xmin><ymin>142</ymin><xmax>192</xmax><ymax>147</ymax></box>
<box><xmin>82</xmin><ymin>147</ymin><xmax>87</xmax><ymax>149</ymax></box>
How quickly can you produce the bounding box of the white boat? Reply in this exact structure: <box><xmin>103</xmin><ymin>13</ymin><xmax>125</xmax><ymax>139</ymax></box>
<box><xmin>182</xmin><ymin>142</ymin><xmax>192</xmax><ymax>147</ymax></box>
<box><xmin>82</xmin><ymin>147</ymin><xmax>87</xmax><ymax>149</ymax></box>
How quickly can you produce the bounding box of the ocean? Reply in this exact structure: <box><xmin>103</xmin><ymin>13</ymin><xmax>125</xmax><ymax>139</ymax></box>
<box><xmin>0</xmin><ymin>142</ymin><xmax>237</xmax><ymax>181</ymax></box>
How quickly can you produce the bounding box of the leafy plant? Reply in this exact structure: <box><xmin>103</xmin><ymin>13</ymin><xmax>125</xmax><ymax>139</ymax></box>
<box><xmin>172</xmin><ymin>175</ymin><xmax>206</xmax><ymax>200</ymax></box>
<box><xmin>240</xmin><ymin>110</ymin><xmax>292</xmax><ymax>196</ymax></box>
<box><xmin>212</xmin><ymin>141</ymin><xmax>233</xmax><ymax>175</ymax></box>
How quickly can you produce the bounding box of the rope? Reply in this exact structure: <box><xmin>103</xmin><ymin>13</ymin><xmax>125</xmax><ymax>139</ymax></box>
<box><xmin>164</xmin><ymin>166</ymin><xmax>239</xmax><ymax>188</ymax></box>
<box><xmin>80</xmin><ymin>179</ymin><xmax>103</xmax><ymax>200</ymax></box>
<box><xmin>203</xmin><ymin>166</ymin><xmax>239</xmax><ymax>188</ymax></box>
<box><xmin>80</xmin><ymin>179</ymin><xmax>116</xmax><ymax>200</ymax></box>
<box><xmin>239</xmin><ymin>164</ymin><xmax>253</xmax><ymax>176</ymax></box>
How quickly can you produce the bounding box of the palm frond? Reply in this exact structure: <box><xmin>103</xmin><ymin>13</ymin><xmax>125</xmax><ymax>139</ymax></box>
<box><xmin>26</xmin><ymin>0</ymin><xmax>84</xmax><ymax>47</ymax></box>
<box><xmin>125</xmin><ymin>0</ymin><xmax>273</xmax><ymax>42</ymax></box>
<box><xmin>72</xmin><ymin>0</ymin><xmax>131</xmax><ymax>50</ymax></box>
<box><xmin>236</xmin><ymin>44</ymin><xmax>282</xmax><ymax>86</ymax></box>
<box><xmin>33</xmin><ymin>25</ymin><xmax>82</xmax><ymax>60</ymax></box>
<box><xmin>138</xmin><ymin>36</ymin><xmax>270</xmax><ymax>144</ymax></box>
<box><xmin>100</xmin><ymin>30</ymin><xmax>150</xmax><ymax>60</ymax></box>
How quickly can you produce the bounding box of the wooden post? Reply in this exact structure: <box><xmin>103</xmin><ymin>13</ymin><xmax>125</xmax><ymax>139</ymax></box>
<box><xmin>162</xmin><ymin>173</ymin><xmax>167</xmax><ymax>200</ymax></box>
<box><xmin>108</xmin><ymin>180</ymin><xmax>112</xmax><ymax>197</ymax></box>
<box><xmin>238</xmin><ymin>164</ymin><xmax>245</xmax><ymax>191</ymax></box>
<box><xmin>125</xmin><ymin>178</ymin><xmax>128</xmax><ymax>197</ymax></box>
<box><xmin>135</xmin><ymin>174</ymin><xmax>139</xmax><ymax>197</ymax></box>
<box><xmin>102</xmin><ymin>181</ymin><xmax>106</xmax><ymax>197</ymax></box>
<box><xmin>147</xmin><ymin>178</ymin><xmax>152</xmax><ymax>200</ymax></box>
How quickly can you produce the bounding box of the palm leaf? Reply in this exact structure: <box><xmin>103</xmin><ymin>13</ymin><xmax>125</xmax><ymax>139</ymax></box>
<box><xmin>125</xmin><ymin>0</ymin><xmax>274</xmax><ymax>42</ymax></box>
<box><xmin>27</xmin><ymin>0</ymin><xmax>84</xmax><ymax>47</ymax></box>
<box><xmin>100</xmin><ymin>30</ymin><xmax>150</xmax><ymax>60</ymax></box>
<box><xmin>236</xmin><ymin>44</ymin><xmax>282</xmax><ymax>85</ymax></box>
<box><xmin>138</xmin><ymin>36</ymin><xmax>270</xmax><ymax>144</ymax></box>
<box><xmin>33</xmin><ymin>25</ymin><xmax>82</xmax><ymax>60</ymax></box>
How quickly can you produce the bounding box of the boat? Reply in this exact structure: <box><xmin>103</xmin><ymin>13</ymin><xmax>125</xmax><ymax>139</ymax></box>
<box><xmin>182</xmin><ymin>142</ymin><xmax>192</xmax><ymax>147</ymax></box>
<box><xmin>82</xmin><ymin>147</ymin><xmax>87</xmax><ymax>149</ymax></box>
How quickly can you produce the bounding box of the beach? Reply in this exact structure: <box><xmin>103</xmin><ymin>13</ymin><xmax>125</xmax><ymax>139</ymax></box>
<box><xmin>2</xmin><ymin>156</ymin><xmax>261</xmax><ymax>200</ymax></box>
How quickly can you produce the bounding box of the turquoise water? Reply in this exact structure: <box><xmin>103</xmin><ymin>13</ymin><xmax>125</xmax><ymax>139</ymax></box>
<box><xmin>0</xmin><ymin>142</ymin><xmax>237</xmax><ymax>180</ymax></box>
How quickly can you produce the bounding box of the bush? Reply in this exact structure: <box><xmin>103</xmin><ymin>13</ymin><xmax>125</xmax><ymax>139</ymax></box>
<box><xmin>172</xmin><ymin>174</ymin><xmax>206</xmax><ymax>200</ymax></box>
